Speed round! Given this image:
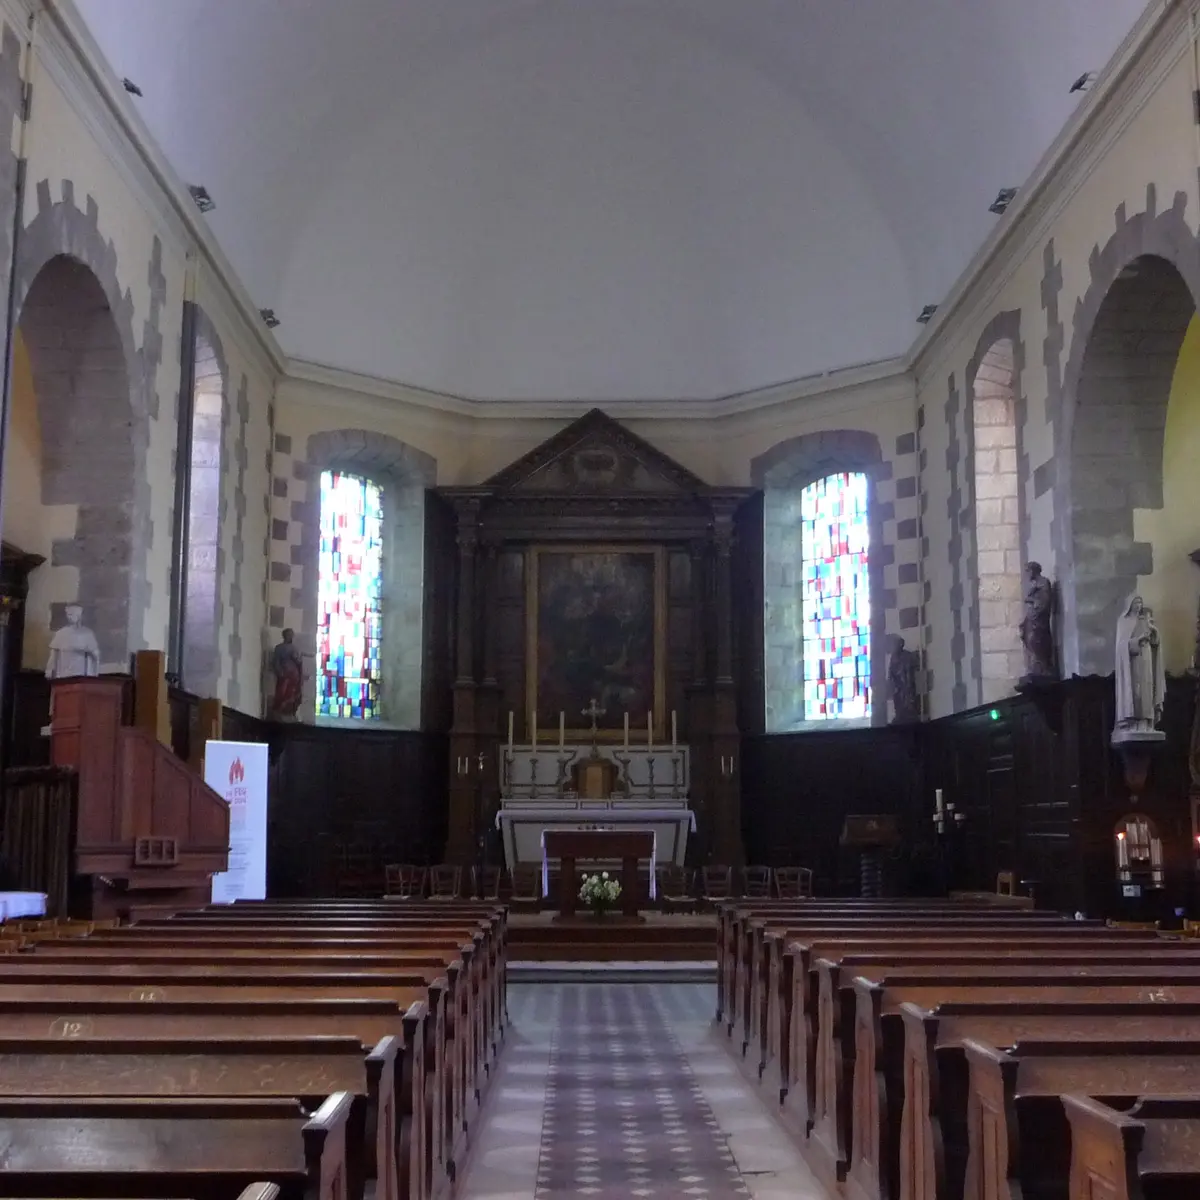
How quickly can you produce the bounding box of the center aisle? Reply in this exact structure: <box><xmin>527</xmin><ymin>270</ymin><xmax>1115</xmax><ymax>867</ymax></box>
<box><xmin>457</xmin><ymin>983</ymin><xmax>828</xmax><ymax>1200</ymax></box>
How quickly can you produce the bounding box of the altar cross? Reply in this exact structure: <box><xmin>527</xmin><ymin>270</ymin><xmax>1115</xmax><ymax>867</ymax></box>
<box><xmin>582</xmin><ymin>699</ymin><xmax>606</xmax><ymax>742</ymax></box>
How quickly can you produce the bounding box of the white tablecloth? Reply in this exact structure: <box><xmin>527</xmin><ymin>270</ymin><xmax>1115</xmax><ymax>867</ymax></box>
<box><xmin>540</xmin><ymin>831</ymin><xmax>658</xmax><ymax>900</ymax></box>
<box><xmin>0</xmin><ymin>891</ymin><xmax>47</xmax><ymax>921</ymax></box>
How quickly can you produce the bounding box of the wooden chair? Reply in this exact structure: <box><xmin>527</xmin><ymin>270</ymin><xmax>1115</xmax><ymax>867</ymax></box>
<box><xmin>742</xmin><ymin>865</ymin><xmax>772</xmax><ymax>898</ymax></box>
<box><xmin>508</xmin><ymin>865</ymin><xmax>541</xmax><ymax>908</ymax></box>
<box><xmin>701</xmin><ymin>865</ymin><xmax>733</xmax><ymax>906</ymax></box>
<box><xmin>383</xmin><ymin>863</ymin><xmax>426</xmax><ymax>899</ymax></box>
<box><xmin>656</xmin><ymin>865</ymin><xmax>696</xmax><ymax>912</ymax></box>
<box><xmin>472</xmin><ymin>864</ymin><xmax>501</xmax><ymax>901</ymax></box>
<box><xmin>773</xmin><ymin>865</ymin><xmax>813</xmax><ymax>898</ymax></box>
<box><xmin>428</xmin><ymin>864</ymin><xmax>461</xmax><ymax>899</ymax></box>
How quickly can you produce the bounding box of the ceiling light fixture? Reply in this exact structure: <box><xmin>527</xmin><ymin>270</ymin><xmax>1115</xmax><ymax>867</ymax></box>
<box><xmin>260</xmin><ymin>308</ymin><xmax>280</xmax><ymax>329</ymax></box>
<box><xmin>188</xmin><ymin>184</ymin><xmax>215</xmax><ymax>214</ymax></box>
<box><xmin>1070</xmin><ymin>71</ymin><xmax>1096</xmax><ymax>93</ymax></box>
<box><xmin>121</xmin><ymin>77</ymin><xmax>142</xmax><ymax>97</ymax></box>
<box><xmin>989</xmin><ymin>187</ymin><xmax>1018</xmax><ymax>215</ymax></box>
<box><xmin>917</xmin><ymin>305</ymin><xmax>938</xmax><ymax>325</ymax></box>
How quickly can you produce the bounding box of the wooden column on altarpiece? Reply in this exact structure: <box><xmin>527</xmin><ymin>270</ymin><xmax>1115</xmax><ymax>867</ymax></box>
<box><xmin>446</xmin><ymin>496</ymin><xmax>483</xmax><ymax>864</ymax></box>
<box><xmin>710</xmin><ymin>501</ymin><xmax>745</xmax><ymax>866</ymax></box>
<box><xmin>0</xmin><ymin>544</ymin><xmax>45</xmax><ymax>775</ymax></box>
<box><xmin>685</xmin><ymin>537</ymin><xmax>713</xmax><ymax>863</ymax></box>
<box><xmin>475</xmin><ymin>540</ymin><xmax>502</xmax><ymax>862</ymax></box>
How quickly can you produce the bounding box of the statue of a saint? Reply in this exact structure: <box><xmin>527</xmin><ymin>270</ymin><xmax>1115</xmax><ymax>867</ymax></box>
<box><xmin>887</xmin><ymin>635</ymin><xmax>920</xmax><ymax>724</ymax></box>
<box><xmin>1114</xmin><ymin>595</ymin><xmax>1166</xmax><ymax>740</ymax></box>
<box><xmin>269</xmin><ymin>628</ymin><xmax>305</xmax><ymax>721</ymax></box>
<box><xmin>1018</xmin><ymin>562</ymin><xmax>1056</xmax><ymax>682</ymax></box>
<box><xmin>45</xmin><ymin>605</ymin><xmax>100</xmax><ymax>680</ymax></box>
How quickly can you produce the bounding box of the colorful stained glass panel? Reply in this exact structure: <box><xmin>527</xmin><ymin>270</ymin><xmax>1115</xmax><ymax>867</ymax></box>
<box><xmin>317</xmin><ymin>471</ymin><xmax>383</xmax><ymax>720</ymax></box>
<box><xmin>800</xmin><ymin>471</ymin><xmax>871</xmax><ymax>721</ymax></box>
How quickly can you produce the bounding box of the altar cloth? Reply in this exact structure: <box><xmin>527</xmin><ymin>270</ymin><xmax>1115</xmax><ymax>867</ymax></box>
<box><xmin>0</xmin><ymin>891</ymin><xmax>47</xmax><ymax>921</ymax></box>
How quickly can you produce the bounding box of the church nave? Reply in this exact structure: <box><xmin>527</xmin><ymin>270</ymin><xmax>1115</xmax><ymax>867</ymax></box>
<box><xmin>457</xmin><ymin>983</ymin><xmax>827</xmax><ymax>1200</ymax></box>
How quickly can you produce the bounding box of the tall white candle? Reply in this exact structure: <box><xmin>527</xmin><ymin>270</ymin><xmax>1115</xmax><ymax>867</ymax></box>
<box><xmin>507</xmin><ymin>711</ymin><xmax>514</xmax><ymax>749</ymax></box>
<box><xmin>559</xmin><ymin>711</ymin><xmax>565</xmax><ymax>749</ymax></box>
<box><xmin>647</xmin><ymin>711</ymin><xmax>653</xmax><ymax>749</ymax></box>
<box><xmin>934</xmin><ymin>788</ymin><xmax>944</xmax><ymax>814</ymax></box>
<box><xmin>623</xmin><ymin>712</ymin><xmax>629</xmax><ymax>748</ymax></box>
<box><xmin>531</xmin><ymin>711</ymin><xmax>537</xmax><ymax>748</ymax></box>
<box><xmin>1117</xmin><ymin>831</ymin><xmax>1129</xmax><ymax>869</ymax></box>
<box><xmin>671</xmin><ymin>710</ymin><xmax>677</xmax><ymax>748</ymax></box>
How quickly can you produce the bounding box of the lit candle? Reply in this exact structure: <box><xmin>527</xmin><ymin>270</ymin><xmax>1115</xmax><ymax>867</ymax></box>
<box><xmin>647</xmin><ymin>711</ymin><xmax>653</xmax><ymax>749</ymax></box>
<box><xmin>671</xmin><ymin>710</ymin><xmax>677</xmax><ymax>748</ymax></box>
<box><xmin>531</xmin><ymin>711</ymin><xmax>537</xmax><ymax>749</ymax></box>
<box><xmin>624</xmin><ymin>712</ymin><xmax>629</xmax><ymax>748</ymax></box>
<box><xmin>507</xmin><ymin>711</ymin><xmax>514</xmax><ymax>750</ymax></box>
<box><xmin>559</xmin><ymin>711</ymin><xmax>565</xmax><ymax>749</ymax></box>
<box><xmin>1117</xmin><ymin>831</ymin><xmax>1129</xmax><ymax>869</ymax></box>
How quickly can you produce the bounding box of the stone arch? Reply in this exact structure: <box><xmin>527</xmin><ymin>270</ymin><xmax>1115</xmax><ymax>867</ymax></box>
<box><xmin>180</xmin><ymin>307</ymin><xmax>229</xmax><ymax>695</ymax></box>
<box><xmin>13</xmin><ymin>186</ymin><xmax>161</xmax><ymax>664</ymax></box>
<box><xmin>751</xmin><ymin>429</ymin><xmax>887</xmax><ymax>730</ymax></box>
<box><xmin>1057</xmin><ymin>187</ymin><xmax>1200</xmax><ymax>676</ymax></box>
<box><xmin>965</xmin><ymin>310</ymin><xmax>1026</xmax><ymax>704</ymax></box>
<box><xmin>300</xmin><ymin>430</ymin><xmax>436</xmax><ymax>727</ymax></box>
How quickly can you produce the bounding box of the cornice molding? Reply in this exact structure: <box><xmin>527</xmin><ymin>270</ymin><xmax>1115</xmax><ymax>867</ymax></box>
<box><xmin>910</xmin><ymin>0</ymin><xmax>1188</xmax><ymax>382</ymax></box>
<box><xmin>35</xmin><ymin>0</ymin><xmax>285</xmax><ymax>380</ymax></box>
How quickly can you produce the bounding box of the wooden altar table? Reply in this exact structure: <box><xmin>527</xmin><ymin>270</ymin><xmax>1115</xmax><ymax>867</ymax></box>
<box><xmin>542</xmin><ymin>829</ymin><xmax>655</xmax><ymax>919</ymax></box>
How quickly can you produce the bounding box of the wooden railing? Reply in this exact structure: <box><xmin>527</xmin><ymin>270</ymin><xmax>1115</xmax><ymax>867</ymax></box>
<box><xmin>0</xmin><ymin>766</ymin><xmax>76</xmax><ymax>916</ymax></box>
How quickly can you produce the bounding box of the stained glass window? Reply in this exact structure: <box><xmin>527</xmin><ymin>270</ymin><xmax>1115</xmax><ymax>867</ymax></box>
<box><xmin>317</xmin><ymin>470</ymin><xmax>383</xmax><ymax>719</ymax></box>
<box><xmin>800</xmin><ymin>471</ymin><xmax>871</xmax><ymax>721</ymax></box>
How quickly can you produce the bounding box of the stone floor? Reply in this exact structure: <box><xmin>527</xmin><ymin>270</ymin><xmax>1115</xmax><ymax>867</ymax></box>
<box><xmin>457</xmin><ymin>982</ymin><xmax>829</xmax><ymax>1200</ymax></box>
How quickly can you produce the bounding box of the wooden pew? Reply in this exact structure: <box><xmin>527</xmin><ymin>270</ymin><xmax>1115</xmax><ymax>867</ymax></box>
<box><xmin>844</xmin><ymin>972</ymin><xmax>1200</xmax><ymax>1200</ymax></box>
<box><xmin>964</xmin><ymin>1038</ymin><xmax>1200</xmax><ymax>1200</ymax></box>
<box><xmin>1064</xmin><ymin>1095</ymin><xmax>1200</xmax><ymax>1200</ymax></box>
<box><xmin>900</xmin><ymin>1002</ymin><xmax>1200</xmax><ymax>1200</ymax></box>
<box><xmin>0</xmin><ymin>992</ymin><xmax>438</xmax><ymax>1198</ymax></box>
<box><xmin>0</xmin><ymin>1092</ymin><xmax>353</xmax><ymax>1200</ymax></box>
<box><xmin>0</xmin><ymin>1035</ymin><xmax>401</xmax><ymax>1200</ymax></box>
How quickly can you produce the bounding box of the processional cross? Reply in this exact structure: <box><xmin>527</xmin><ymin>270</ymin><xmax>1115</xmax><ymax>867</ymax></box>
<box><xmin>582</xmin><ymin>699</ymin><xmax>606</xmax><ymax>750</ymax></box>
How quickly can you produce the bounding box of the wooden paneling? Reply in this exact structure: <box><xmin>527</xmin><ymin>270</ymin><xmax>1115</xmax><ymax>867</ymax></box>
<box><xmin>421</xmin><ymin>490</ymin><xmax>456</xmax><ymax>733</ymax></box>
<box><xmin>733</xmin><ymin>491</ymin><xmax>765</xmax><ymax>736</ymax></box>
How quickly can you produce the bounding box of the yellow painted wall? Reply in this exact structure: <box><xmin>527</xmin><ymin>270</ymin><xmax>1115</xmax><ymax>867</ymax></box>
<box><xmin>1133</xmin><ymin>313</ymin><xmax>1200</xmax><ymax>673</ymax></box>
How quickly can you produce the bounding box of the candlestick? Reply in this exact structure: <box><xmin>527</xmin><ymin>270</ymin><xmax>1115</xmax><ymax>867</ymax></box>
<box><xmin>559</xmin><ymin>711</ymin><xmax>565</xmax><ymax>749</ymax></box>
<box><xmin>507</xmin><ymin>711</ymin><xmax>514</xmax><ymax>750</ymax></box>
<box><xmin>671</xmin><ymin>710</ymin><xmax>677</xmax><ymax>748</ymax></box>
<box><xmin>623</xmin><ymin>712</ymin><xmax>629</xmax><ymax>748</ymax></box>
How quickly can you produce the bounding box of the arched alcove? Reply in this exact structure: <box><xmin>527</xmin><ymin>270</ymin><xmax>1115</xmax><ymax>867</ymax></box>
<box><xmin>1064</xmin><ymin>253</ymin><xmax>1197</xmax><ymax>675</ymax></box>
<box><xmin>9</xmin><ymin>254</ymin><xmax>136</xmax><ymax>667</ymax></box>
<box><xmin>752</xmin><ymin>430</ymin><xmax>887</xmax><ymax>731</ymax></box>
<box><xmin>180</xmin><ymin>311</ymin><xmax>228</xmax><ymax>695</ymax></box>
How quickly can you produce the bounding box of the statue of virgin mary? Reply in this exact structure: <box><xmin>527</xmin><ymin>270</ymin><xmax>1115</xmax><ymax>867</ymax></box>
<box><xmin>1113</xmin><ymin>594</ymin><xmax>1166</xmax><ymax>740</ymax></box>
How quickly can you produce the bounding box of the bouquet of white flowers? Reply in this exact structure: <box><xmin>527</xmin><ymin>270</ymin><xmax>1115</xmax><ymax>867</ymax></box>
<box><xmin>579</xmin><ymin>870</ymin><xmax>621</xmax><ymax>914</ymax></box>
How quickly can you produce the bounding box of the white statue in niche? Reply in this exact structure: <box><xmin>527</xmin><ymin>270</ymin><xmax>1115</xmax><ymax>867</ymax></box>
<box><xmin>45</xmin><ymin>604</ymin><xmax>101</xmax><ymax>680</ymax></box>
<box><xmin>1113</xmin><ymin>594</ymin><xmax>1166</xmax><ymax>743</ymax></box>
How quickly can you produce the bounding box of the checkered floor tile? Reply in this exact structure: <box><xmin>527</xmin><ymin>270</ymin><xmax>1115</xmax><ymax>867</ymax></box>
<box><xmin>534</xmin><ymin>985</ymin><xmax>752</xmax><ymax>1198</ymax></box>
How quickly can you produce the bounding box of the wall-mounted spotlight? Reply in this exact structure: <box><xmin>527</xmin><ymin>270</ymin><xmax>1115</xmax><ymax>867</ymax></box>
<box><xmin>917</xmin><ymin>304</ymin><xmax>938</xmax><ymax>325</ymax></box>
<box><xmin>989</xmin><ymin>187</ymin><xmax>1018</xmax><ymax>216</ymax></box>
<box><xmin>1070</xmin><ymin>71</ymin><xmax>1097</xmax><ymax>94</ymax></box>
<box><xmin>122</xmin><ymin>77</ymin><xmax>142</xmax><ymax>97</ymax></box>
<box><xmin>188</xmin><ymin>185</ymin><xmax>215</xmax><ymax>214</ymax></box>
<box><xmin>259</xmin><ymin>308</ymin><xmax>280</xmax><ymax>329</ymax></box>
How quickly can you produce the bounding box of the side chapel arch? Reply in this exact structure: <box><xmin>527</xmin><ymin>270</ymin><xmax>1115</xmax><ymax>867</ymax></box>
<box><xmin>1058</xmin><ymin>189</ymin><xmax>1200</xmax><ymax>676</ymax></box>
<box><xmin>751</xmin><ymin>429</ymin><xmax>887</xmax><ymax>730</ymax></box>
<box><xmin>298</xmin><ymin>429</ymin><xmax>436</xmax><ymax>727</ymax></box>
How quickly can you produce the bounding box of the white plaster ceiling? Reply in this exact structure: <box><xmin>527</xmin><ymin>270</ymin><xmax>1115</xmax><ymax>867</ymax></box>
<box><xmin>73</xmin><ymin>0</ymin><xmax>1148</xmax><ymax>402</ymax></box>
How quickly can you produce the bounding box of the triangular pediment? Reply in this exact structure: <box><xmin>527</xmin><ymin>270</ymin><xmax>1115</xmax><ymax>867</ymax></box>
<box><xmin>484</xmin><ymin>408</ymin><xmax>707</xmax><ymax>494</ymax></box>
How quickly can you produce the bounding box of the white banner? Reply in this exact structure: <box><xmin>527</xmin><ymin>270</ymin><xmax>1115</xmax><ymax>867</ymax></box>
<box><xmin>205</xmin><ymin>740</ymin><xmax>269</xmax><ymax>904</ymax></box>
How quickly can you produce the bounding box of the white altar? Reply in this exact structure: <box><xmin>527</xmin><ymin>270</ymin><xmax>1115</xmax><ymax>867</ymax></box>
<box><xmin>496</xmin><ymin>742</ymin><xmax>696</xmax><ymax>871</ymax></box>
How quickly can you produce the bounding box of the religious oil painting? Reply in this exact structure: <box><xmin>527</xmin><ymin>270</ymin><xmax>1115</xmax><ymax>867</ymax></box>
<box><xmin>527</xmin><ymin>546</ymin><xmax>665</xmax><ymax>740</ymax></box>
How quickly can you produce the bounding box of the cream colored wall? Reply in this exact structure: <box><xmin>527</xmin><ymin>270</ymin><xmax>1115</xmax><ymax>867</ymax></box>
<box><xmin>914</xmin><ymin>22</ymin><xmax>1200</xmax><ymax>716</ymax></box>
<box><xmin>1133</xmin><ymin>314</ymin><xmax>1200</xmax><ymax>673</ymax></box>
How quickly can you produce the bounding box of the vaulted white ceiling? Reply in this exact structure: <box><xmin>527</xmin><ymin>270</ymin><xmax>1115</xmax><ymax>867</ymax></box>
<box><xmin>74</xmin><ymin>0</ymin><xmax>1148</xmax><ymax>402</ymax></box>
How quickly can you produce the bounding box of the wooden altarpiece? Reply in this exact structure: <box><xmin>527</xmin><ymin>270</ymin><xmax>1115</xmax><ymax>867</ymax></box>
<box><xmin>434</xmin><ymin>409</ymin><xmax>753</xmax><ymax>867</ymax></box>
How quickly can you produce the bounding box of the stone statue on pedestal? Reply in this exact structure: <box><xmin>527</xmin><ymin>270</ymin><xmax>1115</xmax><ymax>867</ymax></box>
<box><xmin>269</xmin><ymin>628</ymin><xmax>305</xmax><ymax>720</ymax></box>
<box><xmin>1018</xmin><ymin>562</ymin><xmax>1056</xmax><ymax>684</ymax></box>
<box><xmin>45</xmin><ymin>604</ymin><xmax>100</xmax><ymax>680</ymax></box>
<box><xmin>886</xmin><ymin>635</ymin><xmax>920</xmax><ymax>724</ymax></box>
<box><xmin>1113</xmin><ymin>594</ymin><xmax>1166</xmax><ymax>742</ymax></box>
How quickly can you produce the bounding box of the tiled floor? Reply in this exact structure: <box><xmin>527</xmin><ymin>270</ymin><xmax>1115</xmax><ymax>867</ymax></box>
<box><xmin>457</xmin><ymin>982</ymin><xmax>830</xmax><ymax>1200</ymax></box>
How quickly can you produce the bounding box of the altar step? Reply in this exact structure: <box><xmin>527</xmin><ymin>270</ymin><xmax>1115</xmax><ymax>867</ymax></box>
<box><xmin>509</xmin><ymin>960</ymin><xmax>716</xmax><ymax>983</ymax></box>
<box><xmin>507</xmin><ymin>912</ymin><xmax>716</xmax><ymax>963</ymax></box>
